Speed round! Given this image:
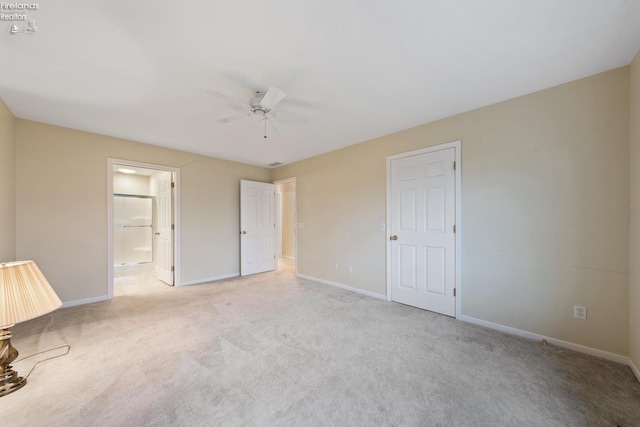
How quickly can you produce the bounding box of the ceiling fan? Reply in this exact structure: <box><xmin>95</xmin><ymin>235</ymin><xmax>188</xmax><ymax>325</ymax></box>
<box><xmin>207</xmin><ymin>86</ymin><xmax>306</xmax><ymax>138</ymax></box>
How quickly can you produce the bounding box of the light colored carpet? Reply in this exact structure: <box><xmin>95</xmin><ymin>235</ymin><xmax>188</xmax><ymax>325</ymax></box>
<box><xmin>4</xmin><ymin>262</ymin><xmax>640</xmax><ymax>426</ymax></box>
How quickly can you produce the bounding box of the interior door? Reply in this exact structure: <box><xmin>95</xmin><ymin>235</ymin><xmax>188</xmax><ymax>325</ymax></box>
<box><xmin>156</xmin><ymin>172</ymin><xmax>174</xmax><ymax>285</ymax></box>
<box><xmin>389</xmin><ymin>147</ymin><xmax>456</xmax><ymax>316</ymax></box>
<box><xmin>240</xmin><ymin>180</ymin><xmax>276</xmax><ymax>275</ymax></box>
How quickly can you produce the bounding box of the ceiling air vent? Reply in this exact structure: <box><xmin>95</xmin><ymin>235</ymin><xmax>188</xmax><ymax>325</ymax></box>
<box><xmin>268</xmin><ymin>162</ymin><xmax>282</xmax><ymax>168</ymax></box>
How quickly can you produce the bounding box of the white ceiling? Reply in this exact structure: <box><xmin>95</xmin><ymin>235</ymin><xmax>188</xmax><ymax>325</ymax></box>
<box><xmin>1</xmin><ymin>1</ymin><xmax>639</xmax><ymax>167</ymax></box>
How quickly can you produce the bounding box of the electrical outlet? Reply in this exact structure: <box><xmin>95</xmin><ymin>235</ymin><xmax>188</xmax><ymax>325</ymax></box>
<box><xmin>334</xmin><ymin>263</ymin><xmax>338</xmax><ymax>271</ymax></box>
<box><xmin>574</xmin><ymin>305</ymin><xmax>587</xmax><ymax>320</ymax></box>
<box><xmin>348</xmin><ymin>265</ymin><xmax>353</xmax><ymax>273</ymax></box>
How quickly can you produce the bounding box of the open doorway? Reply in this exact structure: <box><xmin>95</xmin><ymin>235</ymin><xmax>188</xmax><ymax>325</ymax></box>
<box><xmin>275</xmin><ymin>178</ymin><xmax>297</xmax><ymax>272</ymax></box>
<box><xmin>107</xmin><ymin>159</ymin><xmax>180</xmax><ymax>299</ymax></box>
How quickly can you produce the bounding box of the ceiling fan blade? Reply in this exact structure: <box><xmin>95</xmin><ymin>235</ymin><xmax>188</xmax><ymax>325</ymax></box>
<box><xmin>206</xmin><ymin>90</ymin><xmax>248</xmax><ymax>108</ymax></box>
<box><xmin>272</xmin><ymin>109</ymin><xmax>310</xmax><ymax>124</ymax></box>
<box><xmin>260</xmin><ymin>86</ymin><xmax>286</xmax><ymax>110</ymax></box>
<box><xmin>218</xmin><ymin>113</ymin><xmax>252</xmax><ymax>123</ymax></box>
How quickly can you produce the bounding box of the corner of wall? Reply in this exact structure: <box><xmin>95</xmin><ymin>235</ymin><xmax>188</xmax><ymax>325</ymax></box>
<box><xmin>0</xmin><ymin>97</ymin><xmax>16</xmax><ymax>262</ymax></box>
<box><xmin>629</xmin><ymin>48</ymin><xmax>640</xmax><ymax>381</ymax></box>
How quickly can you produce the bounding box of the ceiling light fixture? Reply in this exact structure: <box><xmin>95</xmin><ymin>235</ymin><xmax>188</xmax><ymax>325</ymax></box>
<box><xmin>209</xmin><ymin>86</ymin><xmax>301</xmax><ymax>139</ymax></box>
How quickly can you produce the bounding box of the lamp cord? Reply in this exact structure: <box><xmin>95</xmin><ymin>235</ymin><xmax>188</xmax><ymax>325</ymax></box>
<box><xmin>14</xmin><ymin>345</ymin><xmax>71</xmax><ymax>380</ymax></box>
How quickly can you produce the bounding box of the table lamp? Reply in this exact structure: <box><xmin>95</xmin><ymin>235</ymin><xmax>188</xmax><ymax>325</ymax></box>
<box><xmin>0</xmin><ymin>260</ymin><xmax>62</xmax><ymax>397</ymax></box>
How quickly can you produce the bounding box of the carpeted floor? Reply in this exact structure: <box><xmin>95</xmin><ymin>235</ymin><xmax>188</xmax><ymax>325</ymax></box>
<box><xmin>4</xmin><ymin>261</ymin><xmax>640</xmax><ymax>426</ymax></box>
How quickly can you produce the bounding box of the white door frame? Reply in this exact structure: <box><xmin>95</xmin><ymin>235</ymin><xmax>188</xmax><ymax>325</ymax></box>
<box><xmin>386</xmin><ymin>141</ymin><xmax>462</xmax><ymax>318</ymax></box>
<box><xmin>273</xmin><ymin>177</ymin><xmax>297</xmax><ymax>274</ymax></box>
<box><xmin>107</xmin><ymin>158</ymin><xmax>181</xmax><ymax>298</ymax></box>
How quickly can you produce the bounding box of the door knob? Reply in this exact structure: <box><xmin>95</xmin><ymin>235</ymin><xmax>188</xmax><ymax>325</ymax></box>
<box><xmin>390</xmin><ymin>235</ymin><xmax>398</xmax><ymax>241</ymax></box>
<box><xmin>154</xmin><ymin>232</ymin><xmax>160</xmax><ymax>236</ymax></box>
<box><xmin>241</xmin><ymin>231</ymin><xmax>247</xmax><ymax>235</ymax></box>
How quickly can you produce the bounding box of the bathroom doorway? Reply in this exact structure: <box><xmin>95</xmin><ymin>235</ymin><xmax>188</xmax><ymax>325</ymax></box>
<box><xmin>107</xmin><ymin>159</ymin><xmax>180</xmax><ymax>298</ymax></box>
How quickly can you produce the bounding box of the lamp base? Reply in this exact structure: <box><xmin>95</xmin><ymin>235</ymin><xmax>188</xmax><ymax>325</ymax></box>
<box><xmin>0</xmin><ymin>328</ymin><xmax>26</xmax><ymax>397</ymax></box>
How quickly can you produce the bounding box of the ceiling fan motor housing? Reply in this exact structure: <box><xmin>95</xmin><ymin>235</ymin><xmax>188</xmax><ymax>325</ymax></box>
<box><xmin>251</xmin><ymin>105</ymin><xmax>268</xmax><ymax>115</ymax></box>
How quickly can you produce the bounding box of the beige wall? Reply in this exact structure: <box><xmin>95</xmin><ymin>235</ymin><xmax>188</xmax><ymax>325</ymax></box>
<box><xmin>0</xmin><ymin>99</ymin><xmax>15</xmax><ymax>263</ymax></box>
<box><xmin>273</xmin><ymin>67</ymin><xmax>630</xmax><ymax>355</ymax></box>
<box><xmin>15</xmin><ymin>120</ymin><xmax>270</xmax><ymax>302</ymax></box>
<box><xmin>630</xmin><ymin>51</ymin><xmax>640</xmax><ymax>370</ymax></box>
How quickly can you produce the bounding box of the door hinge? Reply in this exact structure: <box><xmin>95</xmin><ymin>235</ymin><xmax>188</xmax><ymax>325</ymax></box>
<box><xmin>453</xmin><ymin>161</ymin><xmax>456</xmax><ymax>170</ymax></box>
<box><xmin>453</xmin><ymin>288</ymin><xmax>456</xmax><ymax>297</ymax></box>
<box><xmin>171</xmin><ymin>266</ymin><xmax>175</xmax><ymax>272</ymax></box>
<box><xmin>453</xmin><ymin>224</ymin><xmax>456</xmax><ymax>233</ymax></box>
<box><xmin>171</xmin><ymin>224</ymin><xmax>175</xmax><ymax>230</ymax></box>
<box><xmin>171</xmin><ymin>182</ymin><xmax>175</xmax><ymax>188</ymax></box>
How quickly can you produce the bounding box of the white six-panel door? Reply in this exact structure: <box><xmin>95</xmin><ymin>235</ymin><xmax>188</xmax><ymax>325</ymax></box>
<box><xmin>389</xmin><ymin>147</ymin><xmax>456</xmax><ymax>316</ymax></box>
<box><xmin>240</xmin><ymin>180</ymin><xmax>276</xmax><ymax>276</ymax></box>
<box><xmin>156</xmin><ymin>172</ymin><xmax>174</xmax><ymax>285</ymax></box>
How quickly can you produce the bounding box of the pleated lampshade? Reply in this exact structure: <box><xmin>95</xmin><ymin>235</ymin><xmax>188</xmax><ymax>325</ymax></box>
<box><xmin>0</xmin><ymin>261</ymin><xmax>62</xmax><ymax>329</ymax></box>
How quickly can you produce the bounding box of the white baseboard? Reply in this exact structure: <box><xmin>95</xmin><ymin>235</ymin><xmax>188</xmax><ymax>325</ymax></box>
<box><xmin>630</xmin><ymin>358</ymin><xmax>640</xmax><ymax>383</ymax></box>
<box><xmin>296</xmin><ymin>274</ymin><xmax>386</xmax><ymax>300</ymax></box>
<box><xmin>179</xmin><ymin>272</ymin><xmax>239</xmax><ymax>287</ymax></box>
<box><xmin>459</xmin><ymin>315</ymin><xmax>630</xmax><ymax>366</ymax></box>
<box><xmin>62</xmin><ymin>295</ymin><xmax>109</xmax><ymax>308</ymax></box>
<box><xmin>61</xmin><ymin>273</ymin><xmax>241</xmax><ymax>306</ymax></box>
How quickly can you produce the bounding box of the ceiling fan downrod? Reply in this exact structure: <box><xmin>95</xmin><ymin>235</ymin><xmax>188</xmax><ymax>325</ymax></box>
<box><xmin>263</xmin><ymin>113</ymin><xmax>267</xmax><ymax>139</ymax></box>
